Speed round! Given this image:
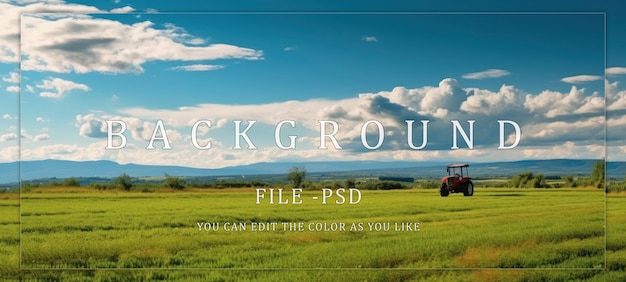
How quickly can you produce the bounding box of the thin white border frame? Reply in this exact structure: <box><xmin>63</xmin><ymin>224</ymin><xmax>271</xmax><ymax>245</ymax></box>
<box><xmin>18</xmin><ymin>11</ymin><xmax>607</xmax><ymax>271</ymax></box>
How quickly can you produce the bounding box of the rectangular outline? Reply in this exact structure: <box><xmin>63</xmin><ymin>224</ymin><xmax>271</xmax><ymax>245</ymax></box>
<box><xmin>18</xmin><ymin>11</ymin><xmax>607</xmax><ymax>271</ymax></box>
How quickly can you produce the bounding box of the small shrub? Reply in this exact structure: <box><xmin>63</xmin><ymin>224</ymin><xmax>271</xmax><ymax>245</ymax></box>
<box><xmin>63</xmin><ymin>177</ymin><xmax>81</xmax><ymax>187</ymax></box>
<box><xmin>115</xmin><ymin>173</ymin><xmax>133</xmax><ymax>191</ymax></box>
<box><xmin>164</xmin><ymin>174</ymin><xmax>185</xmax><ymax>190</ymax></box>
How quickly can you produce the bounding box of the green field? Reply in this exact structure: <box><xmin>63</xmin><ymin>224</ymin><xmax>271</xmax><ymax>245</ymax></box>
<box><xmin>2</xmin><ymin>188</ymin><xmax>625</xmax><ymax>280</ymax></box>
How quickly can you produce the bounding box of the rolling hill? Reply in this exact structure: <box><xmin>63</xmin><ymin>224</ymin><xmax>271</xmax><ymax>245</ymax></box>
<box><xmin>0</xmin><ymin>158</ymin><xmax>622</xmax><ymax>185</ymax></box>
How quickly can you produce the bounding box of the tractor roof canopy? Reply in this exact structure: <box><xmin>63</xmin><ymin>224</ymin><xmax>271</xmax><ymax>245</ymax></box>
<box><xmin>447</xmin><ymin>164</ymin><xmax>469</xmax><ymax>168</ymax></box>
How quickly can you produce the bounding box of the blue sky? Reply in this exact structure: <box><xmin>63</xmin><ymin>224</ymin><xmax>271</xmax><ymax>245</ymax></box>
<box><xmin>1</xmin><ymin>1</ymin><xmax>624</xmax><ymax>175</ymax></box>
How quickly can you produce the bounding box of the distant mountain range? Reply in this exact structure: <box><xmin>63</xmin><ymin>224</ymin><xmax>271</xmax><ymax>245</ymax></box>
<box><xmin>0</xmin><ymin>159</ymin><xmax>623</xmax><ymax>185</ymax></box>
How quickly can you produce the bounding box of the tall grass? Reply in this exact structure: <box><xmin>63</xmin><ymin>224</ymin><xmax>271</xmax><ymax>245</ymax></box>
<box><xmin>20</xmin><ymin>189</ymin><xmax>604</xmax><ymax>269</ymax></box>
<box><xmin>0</xmin><ymin>188</ymin><xmax>622</xmax><ymax>280</ymax></box>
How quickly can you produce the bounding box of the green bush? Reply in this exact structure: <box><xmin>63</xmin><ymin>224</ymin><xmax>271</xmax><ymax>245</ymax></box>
<box><xmin>510</xmin><ymin>171</ymin><xmax>547</xmax><ymax>188</ymax></box>
<box><xmin>115</xmin><ymin>173</ymin><xmax>133</xmax><ymax>191</ymax></box>
<box><xmin>164</xmin><ymin>174</ymin><xmax>185</xmax><ymax>190</ymax></box>
<box><xmin>287</xmin><ymin>166</ymin><xmax>306</xmax><ymax>188</ymax></box>
<box><xmin>357</xmin><ymin>180</ymin><xmax>408</xmax><ymax>190</ymax></box>
<box><xmin>62</xmin><ymin>177</ymin><xmax>81</xmax><ymax>187</ymax></box>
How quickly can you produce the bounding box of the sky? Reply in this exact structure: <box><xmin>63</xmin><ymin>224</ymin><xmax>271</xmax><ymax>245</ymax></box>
<box><xmin>0</xmin><ymin>1</ymin><xmax>625</xmax><ymax>177</ymax></box>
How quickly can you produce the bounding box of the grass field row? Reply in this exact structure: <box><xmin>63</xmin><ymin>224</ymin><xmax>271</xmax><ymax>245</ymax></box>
<box><xmin>1</xmin><ymin>188</ymin><xmax>624</xmax><ymax>281</ymax></box>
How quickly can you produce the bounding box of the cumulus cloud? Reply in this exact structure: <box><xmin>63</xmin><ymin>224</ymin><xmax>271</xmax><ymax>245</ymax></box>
<box><xmin>36</xmin><ymin>77</ymin><xmax>89</xmax><ymax>98</ymax></box>
<box><xmin>461</xmin><ymin>84</ymin><xmax>523</xmax><ymax>115</ymax></box>
<box><xmin>111</xmin><ymin>78</ymin><xmax>603</xmax><ymax>155</ymax></box>
<box><xmin>21</xmin><ymin>14</ymin><xmax>263</xmax><ymax>73</ymax></box>
<box><xmin>75</xmin><ymin>114</ymin><xmax>109</xmax><ymax>138</ymax></box>
<box><xmin>561</xmin><ymin>75</ymin><xmax>603</xmax><ymax>84</ymax></box>
<box><xmin>0</xmin><ymin>133</ymin><xmax>18</xmax><ymax>142</ymax></box>
<box><xmin>16</xmin><ymin>73</ymin><xmax>606</xmax><ymax>165</ymax></box>
<box><xmin>284</xmin><ymin>47</ymin><xmax>296</xmax><ymax>51</ymax></box>
<box><xmin>75</xmin><ymin>113</ymin><xmax>182</xmax><ymax>145</ymax></box>
<box><xmin>0</xmin><ymin>1</ymin><xmax>101</xmax><ymax>63</ymax></box>
<box><xmin>362</xmin><ymin>36</ymin><xmax>378</xmax><ymax>42</ymax></box>
<box><xmin>524</xmin><ymin>86</ymin><xmax>602</xmax><ymax>118</ymax></box>
<box><xmin>418</xmin><ymin>78</ymin><xmax>467</xmax><ymax>118</ymax></box>
<box><xmin>462</xmin><ymin>69</ymin><xmax>510</xmax><ymax>80</ymax></box>
<box><xmin>2</xmin><ymin>114</ymin><xmax>12</xmax><ymax>120</ymax></box>
<box><xmin>171</xmin><ymin>64</ymin><xmax>224</xmax><ymax>72</ymax></box>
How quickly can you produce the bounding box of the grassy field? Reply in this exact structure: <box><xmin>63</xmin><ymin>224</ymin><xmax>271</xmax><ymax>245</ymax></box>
<box><xmin>1</xmin><ymin>188</ymin><xmax>625</xmax><ymax>280</ymax></box>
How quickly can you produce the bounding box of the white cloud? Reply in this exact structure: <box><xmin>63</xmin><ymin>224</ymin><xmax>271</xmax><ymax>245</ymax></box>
<box><xmin>362</xmin><ymin>36</ymin><xmax>378</xmax><ymax>42</ymax></box>
<box><xmin>74</xmin><ymin>114</ymin><xmax>184</xmax><ymax>145</ymax></box>
<box><xmin>21</xmin><ymin>141</ymin><xmax>108</xmax><ymax>161</ymax></box>
<box><xmin>16</xmin><ymin>77</ymin><xmax>607</xmax><ymax>165</ymax></box>
<box><xmin>521</xmin><ymin>142</ymin><xmax>604</xmax><ymax>159</ymax></box>
<box><xmin>284</xmin><ymin>47</ymin><xmax>296</xmax><ymax>51</ymax></box>
<box><xmin>75</xmin><ymin>114</ymin><xmax>109</xmax><ymax>138</ymax></box>
<box><xmin>2</xmin><ymin>72</ymin><xmax>19</xmax><ymax>83</ymax></box>
<box><xmin>36</xmin><ymin>117</ymin><xmax>47</xmax><ymax>122</ymax></box>
<box><xmin>21</xmin><ymin>14</ymin><xmax>263</xmax><ymax>73</ymax></box>
<box><xmin>0</xmin><ymin>133</ymin><xmax>18</xmax><ymax>142</ymax></box>
<box><xmin>0</xmin><ymin>145</ymin><xmax>18</xmax><ymax>162</ymax></box>
<box><xmin>524</xmin><ymin>86</ymin><xmax>603</xmax><ymax>118</ymax></box>
<box><xmin>36</xmin><ymin>77</ymin><xmax>89</xmax><ymax>98</ymax></box>
<box><xmin>0</xmin><ymin>1</ymin><xmax>101</xmax><ymax>63</ymax></box>
<box><xmin>110</xmin><ymin>78</ymin><xmax>603</xmax><ymax>156</ymax></box>
<box><xmin>2</xmin><ymin>114</ymin><xmax>12</xmax><ymax>120</ymax></box>
<box><xmin>561</xmin><ymin>75</ymin><xmax>603</xmax><ymax>84</ymax></box>
<box><xmin>462</xmin><ymin>69</ymin><xmax>510</xmax><ymax>80</ymax></box>
<box><xmin>608</xmin><ymin>114</ymin><xmax>626</xmax><ymax>129</ymax></box>
<box><xmin>418</xmin><ymin>78</ymin><xmax>467</xmax><ymax>118</ymax></box>
<box><xmin>607</xmin><ymin>67</ymin><xmax>626</xmax><ymax>76</ymax></box>
<box><xmin>171</xmin><ymin>64</ymin><xmax>224</xmax><ymax>72</ymax></box>
<box><xmin>33</xmin><ymin>133</ymin><xmax>50</xmax><ymax>142</ymax></box>
<box><xmin>460</xmin><ymin>84</ymin><xmax>523</xmax><ymax>115</ymax></box>
<box><xmin>521</xmin><ymin>116</ymin><xmax>604</xmax><ymax>143</ymax></box>
<box><xmin>110</xmin><ymin>6</ymin><xmax>134</xmax><ymax>13</ymax></box>
<box><xmin>607</xmin><ymin>80</ymin><xmax>626</xmax><ymax>111</ymax></box>
<box><xmin>25</xmin><ymin>85</ymin><xmax>35</xmax><ymax>93</ymax></box>
<box><xmin>6</xmin><ymin>86</ymin><xmax>19</xmax><ymax>93</ymax></box>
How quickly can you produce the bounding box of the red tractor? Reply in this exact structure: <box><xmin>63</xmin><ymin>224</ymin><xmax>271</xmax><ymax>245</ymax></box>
<box><xmin>440</xmin><ymin>164</ymin><xmax>474</xmax><ymax>197</ymax></box>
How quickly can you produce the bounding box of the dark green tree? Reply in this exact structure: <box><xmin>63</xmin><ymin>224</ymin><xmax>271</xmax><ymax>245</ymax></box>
<box><xmin>116</xmin><ymin>173</ymin><xmax>133</xmax><ymax>191</ymax></box>
<box><xmin>287</xmin><ymin>166</ymin><xmax>306</xmax><ymax>188</ymax></box>
<box><xmin>590</xmin><ymin>159</ymin><xmax>605</xmax><ymax>189</ymax></box>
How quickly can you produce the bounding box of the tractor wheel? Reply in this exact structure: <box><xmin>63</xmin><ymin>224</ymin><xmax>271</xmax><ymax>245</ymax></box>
<box><xmin>440</xmin><ymin>183</ymin><xmax>449</xmax><ymax>197</ymax></box>
<box><xmin>463</xmin><ymin>181</ymin><xmax>474</xmax><ymax>196</ymax></box>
